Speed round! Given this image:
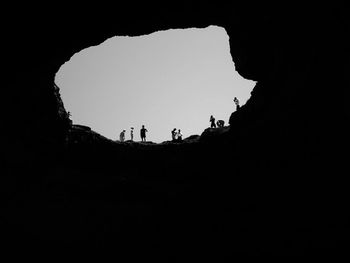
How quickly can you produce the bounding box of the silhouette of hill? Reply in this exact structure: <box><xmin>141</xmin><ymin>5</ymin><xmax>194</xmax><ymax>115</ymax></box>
<box><xmin>2</xmin><ymin>3</ymin><xmax>349</xmax><ymax>259</ymax></box>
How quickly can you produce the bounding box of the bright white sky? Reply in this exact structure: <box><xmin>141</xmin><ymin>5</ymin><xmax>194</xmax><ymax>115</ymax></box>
<box><xmin>55</xmin><ymin>26</ymin><xmax>255</xmax><ymax>143</ymax></box>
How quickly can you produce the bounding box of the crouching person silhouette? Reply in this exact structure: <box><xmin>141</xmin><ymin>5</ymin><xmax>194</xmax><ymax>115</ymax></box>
<box><xmin>216</xmin><ymin>120</ymin><xmax>225</xmax><ymax>128</ymax></box>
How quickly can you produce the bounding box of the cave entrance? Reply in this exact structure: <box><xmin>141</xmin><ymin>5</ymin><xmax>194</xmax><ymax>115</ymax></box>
<box><xmin>55</xmin><ymin>26</ymin><xmax>255</xmax><ymax>143</ymax></box>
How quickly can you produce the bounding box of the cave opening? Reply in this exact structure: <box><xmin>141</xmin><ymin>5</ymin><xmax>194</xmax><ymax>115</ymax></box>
<box><xmin>55</xmin><ymin>25</ymin><xmax>255</xmax><ymax>143</ymax></box>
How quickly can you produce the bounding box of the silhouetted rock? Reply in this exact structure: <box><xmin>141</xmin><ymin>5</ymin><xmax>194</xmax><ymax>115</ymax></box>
<box><xmin>2</xmin><ymin>3</ymin><xmax>349</xmax><ymax>258</ymax></box>
<box><xmin>200</xmin><ymin>126</ymin><xmax>230</xmax><ymax>141</ymax></box>
<box><xmin>183</xmin><ymin>134</ymin><xmax>200</xmax><ymax>142</ymax></box>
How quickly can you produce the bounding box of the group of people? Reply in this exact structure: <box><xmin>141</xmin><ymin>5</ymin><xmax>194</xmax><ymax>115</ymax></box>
<box><xmin>119</xmin><ymin>125</ymin><xmax>148</xmax><ymax>142</ymax></box>
<box><xmin>210</xmin><ymin>115</ymin><xmax>225</xmax><ymax>128</ymax></box>
<box><xmin>171</xmin><ymin>128</ymin><xmax>183</xmax><ymax>142</ymax></box>
<box><xmin>118</xmin><ymin>97</ymin><xmax>241</xmax><ymax>142</ymax></box>
<box><xmin>210</xmin><ymin>97</ymin><xmax>240</xmax><ymax>128</ymax></box>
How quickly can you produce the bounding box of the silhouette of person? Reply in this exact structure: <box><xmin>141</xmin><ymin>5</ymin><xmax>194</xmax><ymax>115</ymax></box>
<box><xmin>140</xmin><ymin>125</ymin><xmax>148</xmax><ymax>142</ymax></box>
<box><xmin>177</xmin><ymin>129</ymin><xmax>183</xmax><ymax>141</ymax></box>
<box><xmin>234</xmin><ymin>97</ymin><xmax>240</xmax><ymax>111</ymax></box>
<box><xmin>210</xmin><ymin>115</ymin><xmax>216</xmax><ymax>128</ymax></box>
<box><xmin>130</xmin><ymin>127</ymin><xmax>134</xmax><ymax>141</ymax></box>
<box><xmin>171</xmin><ymin>128</ymin><xmax>177</xmax><ymax>141</ymax></box>
<box><xmin>120</xmin><ymin>130</ymin><xmax>126</xmax><ymax>142</ymax></box>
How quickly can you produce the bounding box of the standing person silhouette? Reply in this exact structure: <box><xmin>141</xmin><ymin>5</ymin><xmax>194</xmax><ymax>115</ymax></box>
<box><xmin>177</xmin><ymin>129</ymin><xmax>183</xmax><ymax>141</ymax></box>
<box><xmin>234</xmin><ymin>97</ymin><xmax>240</xmax><ymax>111</ymax></box>
<box><xmin>171</xmin><ymin>128</ymin><xmax>177</xmax><ymax>141</ymax></box>
<box><xmin>210</xmin><ymin>115</ymin><xmax>216</xmax><ymax>128</ymax></box>
<box><xmin>140</xmin><ymin>125</ymin><xmax>148</xmax><ymax>142</ymax></box>
<box><xmin>120</xmin><ymin>130</ymin><xmax>126</xmax><ymax>142</ymax></box>
<box><xmin>130</xmin><ymin>127</ymin><xmax>134</xmax><ymax>141</ymax></box>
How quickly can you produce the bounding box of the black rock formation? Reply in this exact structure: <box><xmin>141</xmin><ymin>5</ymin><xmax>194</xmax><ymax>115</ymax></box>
<box><xmin>3</xmin><ymin>3</ymin><xmax>349</xmax><ymax>258</ymax></box>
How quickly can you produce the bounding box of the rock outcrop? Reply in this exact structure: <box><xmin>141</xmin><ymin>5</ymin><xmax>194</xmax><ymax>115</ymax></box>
<box><xmin>2</xmin><ymin>3</ymin><xmax>349</xmax><ymax>258</ymax></box>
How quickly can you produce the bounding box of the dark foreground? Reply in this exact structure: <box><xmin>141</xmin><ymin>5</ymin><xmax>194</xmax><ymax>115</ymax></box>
<box><xmin>2</xmin><ymin>3</ymin><xmax>349</xmax><ymax>259</ymax></box>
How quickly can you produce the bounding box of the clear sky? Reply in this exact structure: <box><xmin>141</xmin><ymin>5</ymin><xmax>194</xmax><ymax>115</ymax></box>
<box><xmin>55</xmin><ymin>26</ymin><xmax>255</xmax><ymax>143</ymax></box>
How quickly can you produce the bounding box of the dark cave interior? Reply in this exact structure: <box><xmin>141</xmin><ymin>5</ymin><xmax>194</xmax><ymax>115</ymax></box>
<box><xmin>2</xmin><ymin>3</ymin><xmax>349</xmax><ymax>258</ymax></box>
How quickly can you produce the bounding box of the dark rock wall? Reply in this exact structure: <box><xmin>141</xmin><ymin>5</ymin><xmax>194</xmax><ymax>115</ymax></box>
<box><xmin>3</xmin><ymin>3</ymin><xmax>349</xmax><ymax>257</ymax></box>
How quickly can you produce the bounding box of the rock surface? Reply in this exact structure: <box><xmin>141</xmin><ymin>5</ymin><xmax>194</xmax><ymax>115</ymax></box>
<box><xmin>2</xmin><ymin>3</ymin><xmax>349</xmax><ymax>258</ymax></box>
